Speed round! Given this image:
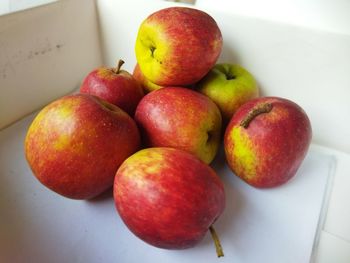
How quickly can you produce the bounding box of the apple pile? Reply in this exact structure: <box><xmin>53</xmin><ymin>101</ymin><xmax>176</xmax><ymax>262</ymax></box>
<box><xmin>24</xmin><ymin>6</ymin><xmax>312</xmax><ymax>258</ymax></box>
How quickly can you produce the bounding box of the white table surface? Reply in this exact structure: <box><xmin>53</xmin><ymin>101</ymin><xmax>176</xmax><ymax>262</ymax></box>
<box><xmin>0</xmin><ymin>112</ymin><xmax>338</xmax><ymax>263</ymax></box>
<box><xmin>312</xmin><ymin>146</ymin><xmax>350</xmax><ymax>262</ymax></box>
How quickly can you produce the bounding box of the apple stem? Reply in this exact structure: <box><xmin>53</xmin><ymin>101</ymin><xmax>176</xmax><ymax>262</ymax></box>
<box><xmin>113</xmin><ymin>59</ymin><xmax>125</xmax><ymax>74</ymax></box>
<box><xmin>209</xmin><ymin>225</ymin><xmax>224</xmax><ymax>258</ymax></box>
<box><xmin>240</xmin><ymin>102</ymin><xmax>273</xmax><ymax>128</ymax></box>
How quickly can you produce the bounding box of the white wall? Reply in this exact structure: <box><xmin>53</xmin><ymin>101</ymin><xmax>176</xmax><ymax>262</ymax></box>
<box><xmin>196</xmin><ymin>0</ymin><xmax>350</xmax><ymax>35</ymax></box>
<box><xmin>0</xmin><ymin>0</ymin><xmax>56</xmax><ymax>15</ymax></box>
<box><xmin>0</xmin><ymin>1</ymin><xmax>10</xmax><ymax>15</ymax></box>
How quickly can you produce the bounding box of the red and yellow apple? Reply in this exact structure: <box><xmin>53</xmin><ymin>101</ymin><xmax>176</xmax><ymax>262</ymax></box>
<box><xmin>132</xmin><ymin>63</ymin><xmax>165</xmax><ymax>93</ymax></box>
<box><xmin>224</xmin><ymin>97</ymin><xmax>312</xmax><ymax>188</ymax></box>
<box><xmin>197</xmin><ymin>63</ymin><xmax>259</xmax><ymax>123</ymax></box>
<box><xmin>135</xmin><ymin>7</ymin><xmax>223</xmax><ymax>86</ymax></box>
<box><xmin>135</xmin><ymin>87</ymin><xmax>222</xmax><ymax>164</ymax></box>
<box><xmin>114</xmin><ymin>147</ymin><xmax>225</xmax><ymax>255</ymax></box>
<box><xmin>133</xmin><ymin>63</ymin><xmax>194</xmax><ymax>93</ymax></box>
<box><xmin>25</xmin><ymin>94</ymin><xmax>141</xmax><ymax>199</ymax></box>
<box><xmin>80</xmin><ymin>60</ymin><xmax>144</xmax><ymax>116</ymax></box>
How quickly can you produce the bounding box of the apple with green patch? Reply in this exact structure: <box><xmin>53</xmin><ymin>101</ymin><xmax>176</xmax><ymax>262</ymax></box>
<box><xmin>25</xmin><ymin>94</ymin><xmax>140</xmax><ymax>199</ymax></box>
<box><xmin>197</xmin><ymin>63</ymin><xmax>258</xmax><ymax>123</ymax></box>
<box><xmin>224</xmin><ymin>97</ymin><xmax>312</xmax><ymax>188</ymax></box>
<box><xmin>135</xmin><ymin>87</ymin><xmax>222</xmax><ymax>164</ymax></box>
<box><xmin>135</xmin><ymin>7</ymin><xmax>222</xmax><ymax>86</ymax></box>
<box><xmin>114</xmin><ymin>147</ymin><xmax>225</xmax><ymax>256</ymax></box>
<box><xmin>80</xmin><ymin>60</ymin><xmax>144</xmax><ymax>116</ymax></box>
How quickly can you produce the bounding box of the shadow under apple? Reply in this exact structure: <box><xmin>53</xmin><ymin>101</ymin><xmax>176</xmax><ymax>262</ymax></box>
<box><xmin>86</xmin><ymin>186</ymin><xmax>114</xmax><ymax>203</ymax></box>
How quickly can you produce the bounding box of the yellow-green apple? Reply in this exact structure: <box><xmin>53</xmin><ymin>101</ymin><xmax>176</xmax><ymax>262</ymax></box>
<box><xmin>224</xmin><ymin>97</ymin><xmax>312</xmax><ymax>188</ymax></box>
<box><xmin>197</xmin><ymin>63</ymin><xmax>258</xmax><ymax>123</ymax></box>
<box><xmin>135</xmin><ymin>7</ymin><xmax>223</xmax><ymax>86</ymax></box>
<box><xmin>133</xmin><ymin>63</ymin><xmax>165</xmax><ymax>93</ymax></box>
<box><xmin>134</xmin><ymin>87</ymin><xmax>222</xmax><ymax>164</ymax></box>
<box><xmin>80</xmin><ymin>60</ymin><xmax>144</xmax><ymax>116</ymax></box>
<box><xmin>24</xmin><ymin>94</ymin><xmax>141</xmax><ymax>199</ymax></box>
<box><xmin>114</xmin><ymin>147</ymin><xmax>225</xmax><ymax>256</ymax></box>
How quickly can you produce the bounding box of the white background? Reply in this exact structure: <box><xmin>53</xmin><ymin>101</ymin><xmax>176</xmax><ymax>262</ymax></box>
<box><xmin>2</xmin><ymin>0</ymin><xmax>350</xmax><ymax>37</ymax></box>
<box><xmin>196</xmin><ymin>0</ymin><xmax>350</xmax><ymax>35</ymax></box>
<box><xmin>0</xmin><ymin>0</ymin><xmax>56</xmax><ymax>15</ymax></box>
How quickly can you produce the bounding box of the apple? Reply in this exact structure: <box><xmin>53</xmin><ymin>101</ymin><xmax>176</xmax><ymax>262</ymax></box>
<box><xmin>134</xmin><ymin>87</ymin><xmax>222</xmax><ymax>164</ymax></box>
<box><xmin>80</xmin><ymin>60</ymin><xmax>144</xmax><ymax>116</ymax></box>
<box><xmin>114</xmin><ymin>147</ymin><xmax>225</xmax><ymax>256</ymax></box>
<box><xmin>224</xmin><ymin>97</ymin><xmax>312</xmax><ymax>188</ymax></box>
<box><xmin>133</xmin><ymin>63</ymin><xmax>165</xmax><ymax>93</ymax></box>
<box><xmin>135</xmin><ymin>7</ymin><xmax>223</xmax><ymax>86</ymax></box>
<box><xmin>133</xmin><ymin>63</ymin><xmax>195</xmax><ymax>93</ymax></box>
<box><xmin>25</xmin><ymin>94</ymin><xmax>141</xmax><ymax>199</ymax></box>
<box><xmin>197</xmin><ymin>63</ymin><xmax>259</xmax><ymax>123</ymax></box>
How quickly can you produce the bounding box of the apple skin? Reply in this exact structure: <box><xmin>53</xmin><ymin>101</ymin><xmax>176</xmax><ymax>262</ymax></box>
<box><xmin>224</xmin><ymin>97</ymin><xmax>312</xmax><ymax>188</ymax></box>
<box><xmin>133</xmin><ymin>63</ymin><xmax>165</xmax><ymax>93</ymax></box>
<box><xmin>114</xmin><ymin>147</ymin><xmax>225</xmax><ymax>249</ymax></box>
<box><xmin>80</xmin><ymin>61</ymin><xmax>144</xmax><ymax>116</ymax></box>
<box><xmin>133</xmin><ymin>63</ymin><xmax>194</xmax><ymax>93</ymax></box>
<box><xmin>197</xmin><ymin>63</ymin><xmax>259</xmax><ymax>123</ymax></box>
<box><xmin>134</xmin><ymin>87</ymin><xmax>222</xmax><ymax>164</ymax></box>
<box><xmin>135</xmin><ymin>7</ymin><xmax>223</xmax><ymax>86</ymax></box>
<box><xmin>25</xmin><ymin>94</ymin><xmax>141</xmax><ymax>199</ymax></box>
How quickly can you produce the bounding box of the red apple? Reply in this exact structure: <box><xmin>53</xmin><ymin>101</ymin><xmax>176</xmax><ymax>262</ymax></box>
<box><xmin>135</xmin><ymin>7</ymin><xmax>223</xmax><ymax>86</ymax></box>
<box><xmin>133</xmin><ymin>63</ymin><xmax>195</xmax><ymax>93</ymax></box>
<box><xmin>25</xmin><ymin>94</ymin><xmax>141</xmax><ymax>199</ymax></box>
<box><xmin>80</xmin><ymin>60</ymin><xmax>144</xmax><ymax>116</ymax></box>
<box><xmin>134</xmin><ymin>87</ymin><xmax>222</xmax><ymax>164</ymax></box>
<box><xmin>114</xmin><ymin>147</ymin><xmax>225</xmax><ymax>255</ymax></box>
<box><xmin>133</xmin><ymin>63</ymin><xmax>165</xmax><ymax>93</ymax></box>
<box><xmin>224</xmin><ymin>97</ymin><xmax>312</xmax><ymax>188</ymax></box>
